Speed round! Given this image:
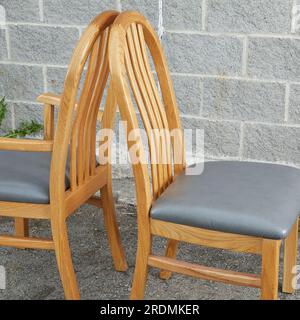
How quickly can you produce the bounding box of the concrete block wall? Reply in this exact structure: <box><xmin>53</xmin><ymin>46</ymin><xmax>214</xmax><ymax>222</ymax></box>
<box><xmin>1</xmin><ymin>0</ymin><xmax>300</xmax><ymax>172</ymax></box>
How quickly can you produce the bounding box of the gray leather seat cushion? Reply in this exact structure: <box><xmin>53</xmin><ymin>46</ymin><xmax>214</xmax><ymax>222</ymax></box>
<box><xmin>0</xmin><ymin>150</ymin><xmax>70</xmax><ymax>204</ymax></box>
<box><xmin>151</xmin><ymin>161</ymin><xmax>300</xmax><ymax>240</ymax></box>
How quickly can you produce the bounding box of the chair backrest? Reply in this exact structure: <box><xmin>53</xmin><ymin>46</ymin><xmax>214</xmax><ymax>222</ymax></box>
<box><xmin>50</xmin><ymin>11</ymin><xmax>118</xmax><ymax>200</ymax></box>
<box><xmin>109</xmin><ymin>11</ymin><xmax>185</xmax><ymax>208</ymax></box>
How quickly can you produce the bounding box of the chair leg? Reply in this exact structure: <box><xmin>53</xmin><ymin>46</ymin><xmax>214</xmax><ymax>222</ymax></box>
<box><xmin>130</xmin><ymin>239</ymin><xmax>151</xmax><ymax>300</ymax></box>
<box><xmin>101</xmin><ymin>183</ymin><xmax>127</xmax><ymax>272</ymax></box>
<box><xmin>15</xmin><ymin>218</ymin><xmax>29</xmax><ymax>237</ymax></box>
<box><xmin>261</xmin><ymin>239</ymin><xmax>281</xmax><ymax>300</ymax></box>
<box><xmin>283</xmin><ymin>220</ymin><xmax>298</xmax><ymax>294</ymax></box>
<box><xmin>160</xmin><ymin>239</ymin><xmax>179</xmax><ymax>280</ymax></box>
<box><xmin>51</xmin><ymin>217</ymin><xmax>80</xmax><ymax>300</ymax></box>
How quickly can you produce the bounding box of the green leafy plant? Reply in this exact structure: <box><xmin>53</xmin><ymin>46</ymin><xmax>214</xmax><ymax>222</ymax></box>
<box><xmin>0</xmin><ymin>96</ymin><xmax>7</xmax><ymax>127</ymax></box>
<box><xmin>0</xmin><ymin>96</ymin><xmax>43</xmax><ymax>138</ymax></box>
<box><xmin>4</xmin><ymin>120</ymin><xmax>43</xmax><ymax>138</ymax></box>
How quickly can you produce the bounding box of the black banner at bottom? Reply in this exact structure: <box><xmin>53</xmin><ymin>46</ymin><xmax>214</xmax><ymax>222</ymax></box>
<box><xmin>0</xmin><ymin>300</ymin><xmax>298</xmax><ymax>318</ymax></box>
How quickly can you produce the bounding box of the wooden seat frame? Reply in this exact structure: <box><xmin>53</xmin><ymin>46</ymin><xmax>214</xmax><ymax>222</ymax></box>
<box><xmin>109</xmin><ymin>11</ymin><xmax>298</xmax><ymax>300</ymax></box>
<box><xmin>0</xmin><ymin>11</ymin><xmax>127</xmax><ymax>300</ymax></box>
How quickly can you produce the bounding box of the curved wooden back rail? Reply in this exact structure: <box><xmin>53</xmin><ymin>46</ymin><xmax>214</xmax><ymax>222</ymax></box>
<box><xmin>0</xmin><ymin>11</ymin><xmax>127</xmax><ymax>300</ymax></box>
<box><xmin>110</xmin><ymin>12</ymin><xmax>185</xmax><ymax>204</ymax></box>
<box><xmin>109</xmin><ymin>11</ymin><xmax>298</xmax><ymax>301</ymax></box>
<box><xmin>52</xmin><ymin>12</ymin><xmax>113</xmax><ymax>196</ymax></box>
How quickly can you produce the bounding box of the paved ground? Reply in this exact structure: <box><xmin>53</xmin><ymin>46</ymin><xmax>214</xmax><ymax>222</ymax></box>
<box><xmin>0</xmin><ymin>178</ymin><xmax>299</xmax><ymax>300</ymax></box>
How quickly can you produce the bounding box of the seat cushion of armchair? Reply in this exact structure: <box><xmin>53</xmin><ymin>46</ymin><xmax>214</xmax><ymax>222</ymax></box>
<box><xmin>0</xmin><ymin>150</ymin><xmax>70</xmax><ymax>204</ymax></box>
<box><xmin>151</xmin><ymin>161</ymin><xmax>300</xmax><ymax>240</ymax></box>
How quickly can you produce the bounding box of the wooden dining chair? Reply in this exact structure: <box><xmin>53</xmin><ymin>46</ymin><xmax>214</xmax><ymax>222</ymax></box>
<box><xmin>0</xmin><ymin>11</ymin><xmax>127</xmax><ymax>300</ymax></box>
<box><xmin>109</xmin><ymin>11</ymin><xmax>299</xmax><ymax>300</ymax></box>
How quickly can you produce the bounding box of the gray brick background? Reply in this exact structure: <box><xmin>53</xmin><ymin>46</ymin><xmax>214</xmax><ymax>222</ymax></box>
<box><xmin>0</xmin><ymin>0</ymin><xmax>300</xmax><ymax>172</ymax></box>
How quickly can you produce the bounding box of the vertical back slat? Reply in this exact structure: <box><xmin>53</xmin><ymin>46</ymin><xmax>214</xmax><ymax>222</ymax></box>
<box><xmin>124</xmin><ymin>36</ymin><xmax>160</xmax><ymax>198</ymax></box>
<box><xmin>128</xmin><ymin>24</ymin><xmax>168</xmax><ymax>197</ymax></box>
<box><xmin>136</xmin><ymin>24</ymin><xmax>173</xmax><ymax>187</ymax></box>
<box><xmin>84</xmin><ymin>28</ymin><xmax>110</xmax><ymax>178</ymax></box>
<box><xmin>69</xmin><ymin>27</ymin><xmax>110</xmax><ymax>189</ymax></box>
<box><xmin>70</xmin><ymin>36</ymin><xmax>101</xmax><ymax>189</ymax></box>
<box><xmin>125</xmin><ymin>23</ymin><xmax>174</xmax><ymax>196</ymax></box>
<box><xmin>131</xmin><ymin>24</ymin><xmax>167</xmax><ymax>189</ymax></box>
<box><xmin>76</xmin><ymin>36</ymin><xmax>103</xmax><ymax>185</ymax></box>
<box><xmin>110</xmin><ymin>13</ymin><xmax>185</xmax><ymax>202</ymax></box>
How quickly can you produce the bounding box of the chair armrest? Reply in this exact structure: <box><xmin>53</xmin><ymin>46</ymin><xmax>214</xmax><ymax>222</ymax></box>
<box><xmin>37</xmin><ymin>92</ymin><xmax>103</xmax><ymax>121</ymax></box>
<box><xmin>37</xmin><ymin>93</ymin><xmax>61</xmax><ymax>106</ymax></box>
<box><xmin>0</xmin><ymin>137</ymin><xmax>53</xmax><ymax>152</ymax></box>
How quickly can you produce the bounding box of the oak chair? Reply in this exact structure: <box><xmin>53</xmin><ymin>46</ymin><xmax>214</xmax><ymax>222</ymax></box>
<box><xmin>109</xmin><ymin>11</ymin><xmax>299</xmax><ymax>300</ymax></box>
<box><xmin>0</xmin><ymin>11</ymin><xmax>127</xmax><ymax>300</ymax></box>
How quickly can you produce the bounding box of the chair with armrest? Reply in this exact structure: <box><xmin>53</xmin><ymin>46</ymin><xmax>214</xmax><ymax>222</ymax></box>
<box><xmin>0</xmin><ymin>11</ymin><xmax>127</xmax><ymax>300</ymax></box>
<box><xmin>109</xmin><ymin>11</ymin><xmax>299</xmax><ymax>300</ymax></box>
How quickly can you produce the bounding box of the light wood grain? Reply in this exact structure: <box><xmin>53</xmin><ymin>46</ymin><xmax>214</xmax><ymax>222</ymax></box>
<box><xmin>15</xmin><ymin>218</ymin><xmax>29</xmax><ymax>238</ymax></box>
<box><xmin>43</xmin><ymin>103</ymin><xmax>55</xmax><ymax>140</ymax></box>
<box><xmin>86</xmin><ymin>196</ymin><xmax>102</xmax><ymax>208</ymax></box>
<box><xmin>283</xmin><ymin>220</ymin><xmax>299</xmax><ymax>294</ymax></box>
<box><xmin>37</xmin><ymin>92</ymin><xmax>62</xmax><ymax>106</ymax></box>
<box><xmin>64</xmin><ymin>165</ymin><xmax>108</xmax><ymax>216</ymax></box>
<box><xmin>0</xmin><ymin>235</ymin><xmax>54</xmax><ymax>250</ymax></box>
<box><xmin>261</xmin><ymin>239</ymin><xmax>281</xmax><ymax>300</ymax></box>
<box><xmin>0</xmin><ymin>11</ymin><xmax>127</xmax><ymax>300</ymax></box>
<box><xmin>110</xmin><ymin>11</ymin><xmax>186</xmax><ymax>300</ymax></box>
<box><xmin>159</xmin><ymin>239</ymin><xmax>179</xmax><ymax>280</ymax></box>
<box><xmin>149</xmin><ymin>256</ymin><xmax>261</xmax><ymax>288</ymax></box>
<box><xmin>0</xmin><ymin>138</ymin><xmax>53</xmax><ymax>152</ymax></box>
<box><xmin>109</xmin><ymin>10</ymin><xmax>293</xmax><ymax>301</ymax></box>
<box><xmin>0</xmin><ymin>202</ymin><xmax>51</xmax><ymax>219</ymax></box>
<box><xmin>151</xmin><ymin>219</ymin><xmax>262</xmax><ymax>254</ymax></box>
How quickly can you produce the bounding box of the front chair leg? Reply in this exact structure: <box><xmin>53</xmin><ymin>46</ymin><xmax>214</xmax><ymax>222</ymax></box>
<box><xmin>283</xmin><ymin>220</ymin><xmax>299</xmax><ymax>294</ymax></box>
<box><xmin>160</xmin><ymin>239</ymin><xmax>179</xmax><ymax>280</ymax></box>
<box><xmin>51</xmin><ymin>216</ymin><xmax>80</xmax><ymax>300</ymax></box>
<box><xmin>261</xmin><ymin>239</ymin><xmax>281</xmax><ymax>300</ymax></box>
<box><xmin>101</xmin><ymin>182</ymin><xmax>127</xmax><ymax>272</ymax></box>
<box><xmin>15</xmin><ymin>218</ymin><xmax>29</xmax><ymax>237</ymax></box>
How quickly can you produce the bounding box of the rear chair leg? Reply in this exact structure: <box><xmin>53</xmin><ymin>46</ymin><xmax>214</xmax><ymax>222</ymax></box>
<box><xmin>283</xmin><ymin>220</ymin><xmax>298</xmax><ymax>294</ymax></box>
<box><xmin>160</xmin><ymin>239</ymin><xmax>179</xmax><ymax>280</ymax></box>
<box><xmin>261</xmin><ymin>239</ymin><xmax>281</xmax><ymax>300</ymax></box>
<box><xmin>15</xmin><ymin>218</ymin><xmax>29</xmax><ymax>237</ymax></box>
<box><xmin>130</xmin><ymin>239</ymin><xmax>151</xmax><ymax>300</ymax></box>
<box><xmin>130</xmin><ymin>230</ymin><xmax>152</xmax><ymax>300</ymax></box>
<box><xmin>101</xmin><ymin>182</ymin><xmax>127</xmax><ymax>272</ymax></box>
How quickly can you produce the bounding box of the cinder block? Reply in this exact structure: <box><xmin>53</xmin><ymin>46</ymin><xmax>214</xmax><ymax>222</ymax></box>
<box><xmin>10</xmin><ymin>25</ymin><xmax>78</xmax><ymax>64</ymax></box>
<box><xmin>47</xmin><ymin>67</ymin><xmax>67</xmax><ymax>94</ymax></box>
<box><xmin>122</xmin><ymin>0</ymin><xmax>159</xmax><ymax>28</ymax></box>
<box><xmin>162</xmin><ymin>32</ymin><xmax>243</xmax><ymax>76</ymax></box>
<box><xmin>163</xmin><ymin>0</ymin><xmax>202</xmax><ymax>30</ymax></box>
<box><xmin>243</xmin><ymin>123</ymin><xmax>300</xmax><ymax>164</ymax></box>
<box><xmin>288</xmin><ymin>84</ymin><xmax>300</xmax><ymax>123</ymax></box>
<box><xmin>44</xmin><ymin>0</ymin><xmax>116</xmax><ymax>25</ymax></box>
<box><xmin>248</xmin><ymin>37</ymin><xmax>300</xmax><ymax>81</ymax></box>
<box><xmin>0</xmin><ymin>29</ymin><xmax>7</xmax><ymax>59</ymax></box>
<box><xmin>0</xmin><ymin>64</ymin><xmax>43</xmax><ymax>100</ymax></box>
<box><xmin>207</xmin><ymin>0</ymin><xmax>292</xmax><ymax>33</ymax></box>
<box><xmin>172</xmin><ymin>75</ymin><xmax>202</xmax><ymax>115</ymax></box>
<box><xmin>181</xmin><ymin>117</ymin><xmax>241</xmax><ymax>158</ymax></box>
<box><xmin>202</xmin><ymin>78</ymin><xmax>285</xmax><ymax>122</ymax></box>
<box><xmin>1</xmin><ymin>0</ymin><xmax>40</xmax><ymax>22</ymax></box>
<box><xmin>13</xmin><ymin>102</ymin><xmax>43</xmax><ymax>128</ymax></box>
